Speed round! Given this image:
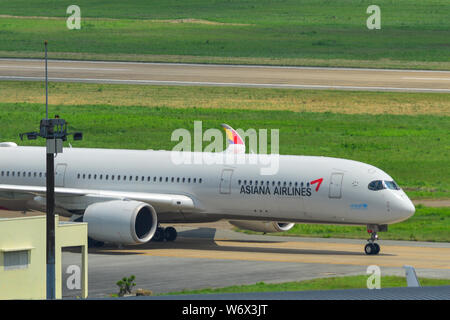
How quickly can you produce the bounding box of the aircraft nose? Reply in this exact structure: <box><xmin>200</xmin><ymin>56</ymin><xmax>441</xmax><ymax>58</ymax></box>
<box><xmin>397</xmin><ymin>197</ymin><xmax>415</xmax><ymax>221</ymax></box>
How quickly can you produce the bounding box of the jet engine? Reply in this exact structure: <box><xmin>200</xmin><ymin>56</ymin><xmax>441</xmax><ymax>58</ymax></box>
<box><xmin>83</xmin><ymin>200</ymin><xmax>157</xmax><ymax>245</ymax></box>
<box><xmin>229</xmin><ymin>220</ymin><xmax>295</xmax><ymax>233</ymax></box>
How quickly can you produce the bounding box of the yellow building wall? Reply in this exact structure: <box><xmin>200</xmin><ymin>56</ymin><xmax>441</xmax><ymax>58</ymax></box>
<box><xmin>0</xmin><ymin>215</ymin><xmax>87</xmax><ymax>300</ymax></box>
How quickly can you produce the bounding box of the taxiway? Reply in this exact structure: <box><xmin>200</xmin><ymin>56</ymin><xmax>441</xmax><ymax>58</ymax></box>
<box><xmin>1</xmin><ymin>58</ymin><xmax>449</xmax><ymax>93</ymax></box>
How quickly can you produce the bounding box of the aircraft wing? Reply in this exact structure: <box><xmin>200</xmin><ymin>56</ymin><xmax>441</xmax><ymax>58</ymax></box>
<box><xmin>0</xmin><ymin>184</ymin><xmax>197</xmax><ymax>212</ymax></box>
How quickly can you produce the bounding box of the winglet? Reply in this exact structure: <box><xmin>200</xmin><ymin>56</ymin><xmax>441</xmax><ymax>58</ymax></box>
<box><xmin>221</xmin><ymin>124</ymin><xmax>245</xmax><ymax>154</ymax></box>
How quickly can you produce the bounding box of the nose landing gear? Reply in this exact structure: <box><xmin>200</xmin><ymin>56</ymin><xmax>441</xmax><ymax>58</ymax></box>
<box><xmin>365</xmin><ymin>227</ymin><xmax>381</xmax><ymax>255</ymax></box>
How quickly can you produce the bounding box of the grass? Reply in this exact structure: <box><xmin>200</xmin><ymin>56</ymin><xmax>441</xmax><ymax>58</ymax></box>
<box><xmin>239</xmin><ymin>205</ymin><xmax>450</xmax><ymax>242</ymax></box>
<box><xmin>0</xmin><ymin>101</ymin><xmax>448</xmax><ymax>200</ymax></box>
<box><xmin>1</xmin><ymin>81</ymin><xmax>449</xmax><ymax>116</ymax></box>
<box><xmin>161</xmin><ymin>275</ymin><xmax>450</xmax><ymax>295</ymax></box>
<box><xmin>0</xmin><ymin>0</ymin><xmax>449</xmax><ymax>69</ymax></box>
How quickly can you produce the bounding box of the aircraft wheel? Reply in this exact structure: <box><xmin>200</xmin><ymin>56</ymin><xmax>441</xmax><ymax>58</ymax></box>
<box><xmin>373</xmin><ymin>243</ymin><xmax>380</xmax><ymax>255</ymax></box>
<box><xmin>364</xmin><ymin>243</ymin><xmax>376</xmax><ymax>255</ymax></box>
<box><xmin>164</xmin><ymin>227</ymin><xmax>177</xmax><ymax>242</ymax></box>
<box><xmin>88</xmin><ymin>237</ymin><xmax>104</xmax><ymax>248</ymax></box>
<box><xmin>152</xmin><ymin>227</ymin><xmax>165</xmax><ymax>242</ymax></box>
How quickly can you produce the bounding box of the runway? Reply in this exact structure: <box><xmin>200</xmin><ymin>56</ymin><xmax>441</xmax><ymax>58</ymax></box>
<box><xmin>1</xmin><ymin>58</ymin><xmax>450</xmax><ymax>93</ymax></box>
<box><xmin>70</xmin><ymin>225</ymin><xmax>450</xmax><ymax>298</ymax></box>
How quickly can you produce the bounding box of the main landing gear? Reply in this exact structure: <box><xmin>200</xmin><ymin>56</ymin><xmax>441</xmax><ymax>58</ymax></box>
<box><xmin>364</xmin><ymin>227</ymin><xmax>380</xmax><ymax>255</ymax></box>
<box><xmin>152</xmin><ymin>225</ymin><xmax>178</xmax><ymax>242</ymax></box>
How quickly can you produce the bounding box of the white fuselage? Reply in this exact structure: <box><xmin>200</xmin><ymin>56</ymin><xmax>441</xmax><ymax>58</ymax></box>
<box><xmin>0</xmin><ymin>146</ymin><xmax>415</xmax><ymax>226</ymax></box>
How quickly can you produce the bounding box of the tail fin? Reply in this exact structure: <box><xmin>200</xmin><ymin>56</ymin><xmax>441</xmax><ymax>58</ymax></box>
<box><xmin>221</xmin><ymin>124</ymin><xmax>245</xmax><ymax>154</ymax></box>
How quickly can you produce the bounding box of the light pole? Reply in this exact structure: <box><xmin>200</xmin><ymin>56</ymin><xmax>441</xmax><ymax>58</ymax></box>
<box><xmin>19</xmin><ymin>41</ymin><xmax>82</xmax><ymax>299</ymax></box>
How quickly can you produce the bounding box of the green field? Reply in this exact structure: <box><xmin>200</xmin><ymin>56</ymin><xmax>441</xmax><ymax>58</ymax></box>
<box><xmin>1</xmin><ymin>81</ymin><xmax>449</xmax><ymax>116</ymax></box>
<box><xmin>162</xmin><ymin>275</ymin><xmax>450</xmax><ymax>295</ymax></box>
<box><xmin>0</xmin><ymin>100</ymin><xmax>448</xmax><ymax>200</ymax></box>
<box><xmin>0</xmin><ymin>0</ymin><xmax>449</xmax><ymax>69</ymax></box>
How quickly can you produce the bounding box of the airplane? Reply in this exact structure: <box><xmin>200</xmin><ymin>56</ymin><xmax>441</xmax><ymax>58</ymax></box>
<box><xmin>0</xmin><ymin>124</ymin><xmax>415</xmax><ymax>255</ymax></box>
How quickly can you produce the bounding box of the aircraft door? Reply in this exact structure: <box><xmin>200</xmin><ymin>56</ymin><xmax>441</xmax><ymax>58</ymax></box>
<box><xmin>55</xmin><ymin>163</ymin><xmax>67</xmax><ymax>187</ymax></box>
<box><xmin>219</xmin><ymin>169</ymin><xmax>233</xmax><ymax>194</ymax></box>
<box><xmin>329</xmin><ymin>173</ymin><xmax>343</xmax><ymax>199</ymax></box>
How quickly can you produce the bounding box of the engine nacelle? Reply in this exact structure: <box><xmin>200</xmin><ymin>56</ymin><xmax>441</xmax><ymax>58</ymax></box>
<box><xmin>83</xmin><ymin>200</ymin><xmax>157</xmax><ymax>245</ymax></box>
<box><xmin>229</xmin><ymin>220</ymin><xmax>295</xmax><ymax>233</ymax></box>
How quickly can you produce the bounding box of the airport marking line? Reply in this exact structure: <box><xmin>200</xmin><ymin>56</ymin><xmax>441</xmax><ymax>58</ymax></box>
<box><xmin>402</xmin><ymin>77</ymin><xmax>450</xmax><ymax>81</ymax></box>
<box><xmin>0</xmin><ymin>65</ymin><xmax>129</xmax><ymax>71</ymax></box>
<box><xmin>1</xmin><ymin>76</ymin><xmax>449</xmax><ymax>93</ymax></box>
<box><xmin>2</xmin><ymin>59</ymin><xmax>450</xmax><ymax>73</ymax></box>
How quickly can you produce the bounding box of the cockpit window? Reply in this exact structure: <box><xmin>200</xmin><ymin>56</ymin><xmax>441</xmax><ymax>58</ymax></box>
<box><xmin>368</xmin><ymin>180</ymin><xmax>385</xmax><ymax>191</ymax></box>
<box><xmin>384</xmin><ymin>180</ymin><xmax>401</xmax><ymax>190</ymax></box>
